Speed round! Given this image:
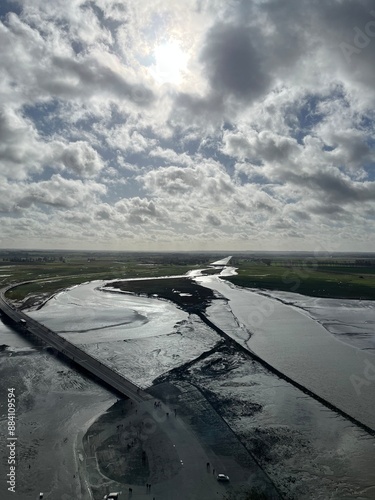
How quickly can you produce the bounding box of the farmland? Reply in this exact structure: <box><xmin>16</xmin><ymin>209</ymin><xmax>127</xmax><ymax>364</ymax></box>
<box><xmin>0</xmin><ymin>250</ymin><xmax>208</xmax><ymax>303</ymax></box>
<box><xmin>224</xmin><ymin>258</ymin><xmax>375</xmax><ymax>300</ymax></box>
<box><xmin>1</xmin><ymin>250</ymin><xmax>375</xmax><ymax>303</ymax></box>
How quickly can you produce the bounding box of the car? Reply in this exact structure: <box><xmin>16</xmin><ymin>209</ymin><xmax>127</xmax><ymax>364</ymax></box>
<box><xmin>217</xmin><ymin>473</ymin><xmax>230</xmax><ymax>482</ymax></box>
<box><xmin>103</xmin><ymin>493</ymin><xmax>119</xmax><ymax>499</ymax></box>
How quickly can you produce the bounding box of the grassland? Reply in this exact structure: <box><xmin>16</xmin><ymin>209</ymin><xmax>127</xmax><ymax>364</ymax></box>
<box><xmin>224</xmin><ymin>259</ymin><xmax>375</xmax><ymax>300</ymax></box>
<box><xmin>0</xmin><ymin>253</ymin><xmax>203</xmax><ymax>303</ymax></box>
<box><xmin>1</xmin><ymin>251</ymin><xmax>375</xmax><ymax>303</ymax></box>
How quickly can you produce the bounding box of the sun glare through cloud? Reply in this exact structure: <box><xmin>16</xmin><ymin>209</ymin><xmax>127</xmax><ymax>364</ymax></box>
<box><xmin>151</xmin><ymin>40</ymin><xmax>188</xmax><ymax>85</ymax></box>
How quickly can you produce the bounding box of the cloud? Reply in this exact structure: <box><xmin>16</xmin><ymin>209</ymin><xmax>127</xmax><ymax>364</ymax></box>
<box><xmin>0</xmin><ymin>0</ymin><xmax>375</xmax><ymax>251</ymax></box>
<box><xmin>115</xmin><ymin>197</ymin><xmax>167</xmax><ymax>225</ymax></box>
<box><xmin>283</xmin><ymin>169</ymin><xmax>375</xmax><ymax>206</ymax></box>
<box><xmin>0</xmin><ymin>106</ymin><xmax>105</xmax><ymax>179</ymax></box>
<box><xmin>149</xmin><ymin>147</ymin><xmax>193</xmax><ymax>166</ymax></box>
<box><xmin>140</xmin><ymin>165</ymin><xmax>202</xmax><ymax>195</ymax></box>
<box><xmin>0</xmin><ymin>11</ymin><xmax>154</xmax><ymax>108</ymax></box>
<box><xmin>0</xmin><ymin>106</ymin><xmax>43</xmax><ymax>179</ymax></box>
<box><xmin>48</xmin><ymin>54</ymin><xmax>154</xmax><ymax>105</ymax></box>
<box><xmin>223</xmin><ymin>129</ymin><xmax>300</xmax><ymax>163</ymax></box>
<box><xmin>139</xmin><ymin>162</ymin><xmax>236</xmax><ymax>202</ymax></box>
<box><xmin>103</xmin><ymin>125</ymin><xmax>156</xmax><ymax>154</ymax></box>
<box><xmin>20</xmin><ymin>175</ymin><xmax>106</xmax><ymax>209</ymax></box>
<box><xmin>57</xmin><ymin>141</ymin><xmax>104</xmax><ymax>177</ymax></box>
<box><xmin>0</xmin><ymin>175</ymin><xmax>106</xmax><ymax>214</ymax></box>
<box><xmin>200</xmin><ymin>22</ymin><xmax>270</xmax><ymax>102</ymax></box>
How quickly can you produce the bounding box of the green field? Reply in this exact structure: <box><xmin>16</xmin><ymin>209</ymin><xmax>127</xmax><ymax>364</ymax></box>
<box><xmin>0</xmin><ymin>252</ymin><xmax>204</xmax><ymax>303</ymax></box>
<box><xmin>1</xmin><ymin>251</ymin><xmax>375</xmax><ymax>303</ymax></box>
<box><xmin>224</xmin><ymin>260</ymin><xmax>375</xmax><ymax>300</ymax></box>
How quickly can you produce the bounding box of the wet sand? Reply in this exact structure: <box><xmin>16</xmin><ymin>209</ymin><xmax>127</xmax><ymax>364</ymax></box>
<box><xmin>198</xmin><ymin>275</ymin><xmax>375</xmax><ymax>431</ymax></box>
<box><xmin>82</xmin><ymin>383</ymin><xmax>281</xmax><ymax>500</ymax></box>
<box><xmin>0</xmin><ymin>333</ymin><xmax>116</xmax><ymax>500</ymax></box>
<box><xmin>168</xmin><ymin>345</ymin><xmax>375</xmax><ymax>500</ymax></box>
<box><xmin>3</xmin><ymin>272</ymin><xmax>375</xmax><ymax>499</ymax></box>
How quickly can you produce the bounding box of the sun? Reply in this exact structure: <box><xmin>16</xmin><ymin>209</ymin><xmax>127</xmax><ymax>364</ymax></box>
<box><xmin>151</xmin><ymin>41</ymin><xmax>188</xmax><ymax>85</ymax></box>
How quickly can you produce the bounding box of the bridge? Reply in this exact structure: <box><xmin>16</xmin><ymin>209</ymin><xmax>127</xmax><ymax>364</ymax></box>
<box><xmin>0</xmin><ymin>285</ymin><xmax>150</xmax><ymax>403</ymax></box>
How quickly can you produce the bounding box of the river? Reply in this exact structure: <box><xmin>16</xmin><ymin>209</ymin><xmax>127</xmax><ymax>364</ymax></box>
<box><xmin>196</xmin><ymin>272</ymin><xmax>375</xmax><ymax>431</ymax></box>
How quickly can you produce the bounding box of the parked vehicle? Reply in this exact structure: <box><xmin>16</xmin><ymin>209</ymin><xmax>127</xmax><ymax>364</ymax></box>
<box><xmin>217</xmin><ymin>473</ymin><xmax>230</xmax><ymax>482</ymax></box>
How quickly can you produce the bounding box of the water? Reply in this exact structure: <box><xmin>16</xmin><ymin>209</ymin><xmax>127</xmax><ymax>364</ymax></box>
<box><xmin>22</xmin><ymin>275</ymin><xmax>375</xmax><ymax>429</ymax></box>
<box><xmin>197</xmin><ymin>275</ymin><xmax>375</xmax><ymax>430</ymax></box>
<box><xmin>29</xmin><ymin>280</ymin><xmax>188</xmax><ymax>342</ymax></box>
<box><xmin>27</xmin><ymin>280</ymin><xmax>221</xmax><ymax>387</ymax></box>
<box><xmin>5</xmin><ymin>271</ymin><xmax>375</xmax><ymax>498</ymax></box>
<box><xmin>0</xmin><ymin>318</ymin><xmax>34</xmax><ymax>348</ymax></box>
<box><xmin>263</xmin><ymin>290</ymin><xmax>375</xmax><ymax>351</ymax></box>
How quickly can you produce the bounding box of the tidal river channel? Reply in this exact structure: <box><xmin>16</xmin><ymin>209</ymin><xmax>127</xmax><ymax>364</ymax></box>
<box><xmin>1</xmin><ymin>269</ymin><xmax>375</xmax><ymax>499</ymax></box>
<box><xmin>197</xmin><ymin>273</ymin><xmax>375</xmax><ymax>431</ymax></box>
<box><xmin>26</xmin><ymin>272</ymin><xmax>375</xmax><ymax>431</ymax></box>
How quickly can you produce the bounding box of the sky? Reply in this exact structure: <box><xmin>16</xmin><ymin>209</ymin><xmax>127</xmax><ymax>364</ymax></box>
<box><xmin>1</xmin><ymin>0</ymin><xmax>375</xmax><ymax>252</ymax></box>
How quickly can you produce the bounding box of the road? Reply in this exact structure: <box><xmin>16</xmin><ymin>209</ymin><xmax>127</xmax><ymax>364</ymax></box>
<box><xmin>99</xmin><ymin>398</ymin><xmax>237</xmax><ymax>500</ymax></box>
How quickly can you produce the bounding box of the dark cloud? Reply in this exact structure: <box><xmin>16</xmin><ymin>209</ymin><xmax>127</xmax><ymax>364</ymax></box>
<box><xmin>173</xmin><ymin>92</ymin><xmax>225</xmax><ymax>125</ymax></box>
<box><xmin>289</xmin><ymin>209</ymin><xmax>311</xmax><ymax>221</ymax></box>
<box><xmin>206</xmin><ymin>213</ymin><xmax>222</xmax><ymax>227</ymax></box>
<box><xmin>172</xmin><ymin>20</ymin><xmax>273</xmax><ymax>124</ymax></box>
<box><xmin>326</xmin><ymin>131</ymin><xmax>375</xmax><ymax>168</ymax></box>
<box><xmin>49</xmin><ymin>55</ymin><xmax>154</xmax><ymax>105</ymax></box>
<box><xmin>114</xmin><ymin>197</ymin><xmax>166</xmax><ymax>225</ymax></box>
<box><xmin>141</xmin><ymin>166</ymin><xmax>201</xmax><ymax>195</ymax></box>
<box><xmin>308</xmin><ymin>203</ymin><xmax>349</xmax><ymax>216</ymax></box>
<box><xmin>264</xmin><ymin>0</ymin><xmax>375</xmax><ymax>91</ymax></box>
<box><xmin>284</xmin><ymin>169</ymin><xmax>375</xmax><ymax>205</ymax></box>
<box><xmin>255</xmin><ymin>201</ymin><xmax>277</xmax><ymax>213</ymax></box>
<box><xmin>314</xmin><ymin>0</ymin><xmax>375</xmax><ymax>40</ymax></box>
<box><xmin>200</xmin><ymin>23</ymin><xmax>270</xmax><ymax>102</ymax></box>
<box><xmin>258</xmin><ymin>0</ymin><xmax>312</xmax><ymax>71</ymax></box>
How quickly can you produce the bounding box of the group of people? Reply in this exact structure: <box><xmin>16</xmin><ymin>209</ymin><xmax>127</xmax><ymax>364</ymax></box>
<box><xmin>153</xmin><ymin>400</ymin><xmax>178</xmax><ymax>418</ymax></box>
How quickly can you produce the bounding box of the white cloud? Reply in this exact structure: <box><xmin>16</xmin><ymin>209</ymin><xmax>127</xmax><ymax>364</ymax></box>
<box><xmin>0</xmin><ymin>106</ymin><xmax>44</xmax><ymax>179</ymax></box>
<box><xmin>149</xmin><ymin>147</ymin><xmax>193</xmax><ymax>166</ymax></box>
<box><xmin>0</xmin><ymin>0</ymin><xmax>374</xmax><ymax>250</ymax></box>
<box><xmin>21</xmin><ymin>175</ymin><xmax>106</xmax><ymax>209</ymax></box>
<box><xmin>103</xmin><ymin>124</ymin><xmax>156</xmax><ymax>153</ymax></box>
<box><xmin>222</xmin><ymin>129</ymin><xmax>300</xmax><ymax>163</ymax></box>
<box><xmin>0</xmin><ymin>175</ymin><xmax>106</xmax><ymax>213</ymax></box>
<box><xmin>56</xmin><ymin>141</ymin><xmax>105</xmax><ymax>177</ymax></box>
